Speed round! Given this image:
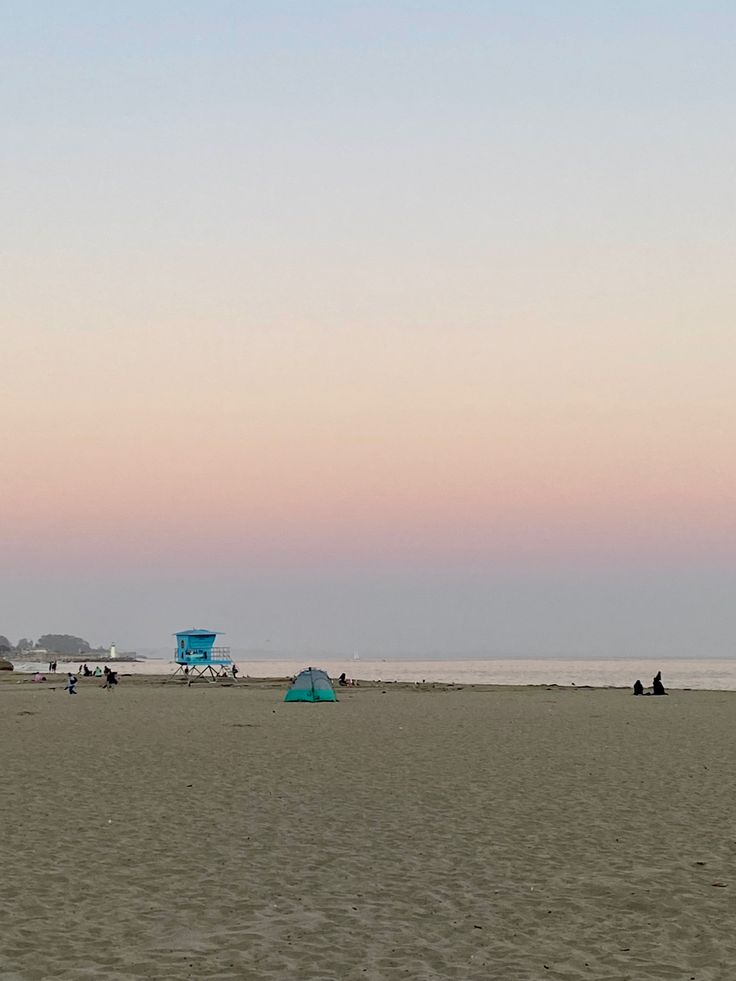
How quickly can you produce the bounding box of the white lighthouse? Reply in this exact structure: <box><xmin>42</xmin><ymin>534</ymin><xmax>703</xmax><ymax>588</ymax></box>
<box><xmin>110</xmin><ymin>643</ymin><xmax>117</xmax><ymax>659</ymax></box>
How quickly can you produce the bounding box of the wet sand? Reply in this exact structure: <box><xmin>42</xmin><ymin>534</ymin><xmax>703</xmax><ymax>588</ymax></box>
<box><xmin>2</xmin><ymin>675</ymin><xmax>736</xmax><ymax>980</ymax></box>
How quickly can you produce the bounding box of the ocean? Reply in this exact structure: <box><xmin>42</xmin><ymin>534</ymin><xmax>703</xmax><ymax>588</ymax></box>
<box><xmin>11</xmin><ymin>656</ymin><xmax>736</xmax><ymax>690</ymax></box>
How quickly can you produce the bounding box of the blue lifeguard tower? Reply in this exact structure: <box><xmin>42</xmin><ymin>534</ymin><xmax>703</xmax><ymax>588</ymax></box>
<box><xmin>171</xmin><ymin>628</ymin><xmax>232</xmax><ymax>682</ymax></box>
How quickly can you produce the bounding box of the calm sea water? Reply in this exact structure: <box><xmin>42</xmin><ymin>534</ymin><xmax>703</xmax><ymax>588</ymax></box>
<box><xmin>11</xmin><ymin>657</ymin><xmax>736</xmax><ymax>691</ymax></box>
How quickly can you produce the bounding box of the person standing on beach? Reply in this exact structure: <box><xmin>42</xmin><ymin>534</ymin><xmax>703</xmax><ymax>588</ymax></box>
<box><xmin>65</xmin><ymin>673</ymin><xmax>77</xmax><ymax>695</ymax></box>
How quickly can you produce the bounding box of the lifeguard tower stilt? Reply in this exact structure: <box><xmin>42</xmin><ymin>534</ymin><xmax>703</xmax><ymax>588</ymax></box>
<box><xmin>168</xmin><ymin>628</ymin><xmax>232</xmax><ymax>683</ymax></box>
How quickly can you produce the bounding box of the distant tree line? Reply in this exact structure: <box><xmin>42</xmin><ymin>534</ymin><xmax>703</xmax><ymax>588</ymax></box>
<box><xmin>0</xmin><ymin>634</ymin><xmax>94</xmax><ymax>655</ymax></box>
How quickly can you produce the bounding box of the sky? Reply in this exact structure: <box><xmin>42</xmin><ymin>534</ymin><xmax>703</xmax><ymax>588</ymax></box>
<box><xmin>2</xmin><ymin>1</ymin><xmax>735</xmax><ymax>656</ymax></box>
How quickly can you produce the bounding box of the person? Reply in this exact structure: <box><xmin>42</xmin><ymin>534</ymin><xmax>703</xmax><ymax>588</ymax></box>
<box><xmin>65</xmin><ymin>673</ymin><xmax>78</xmax><ymax>695</ymax></box>
<box><xmin>48</xmin><ymin>660</ymin><xmax>53</xmax><ymax>673</ymax></box>
<box><xmin>652</xmin><ymin>671</ymin><xmax>667</xmax><ymax>696</ymax></box>
<box><xmin>51</xmin><ymin>660</ymin><xmax>57</xmax><ymax>673</ymax></box>
<box><xmin>103</xmin><ymin>670</ymin><xmax>118</xmax><ymax>691</ymax></box>
<box><xmin>83</xmin><ymin>663</ymin><xmax>91</xmax><ymax>677</ymax></box>
<box><xmin>93</xmin><ymin>666</ymin><xmax>102</xmax><ymax>677</ymax></box>
<box><xmin>633</xmin><ymin>679</ymin><xmax>644</xmax><ymax>695</ymax></box>
<box><xmin>231</xmin><ymin>664</ymin><xmax>239</xmax><ymax>679</ymax></box>
<box><xmin>32</xmin><ymin>672</ymin><xmax>46</xmax><ymax>683</ymax></box>
<box><xmin>338</xmin><ymin>672</ymin><xmax>348</xmax><ymax>687</ymax></box>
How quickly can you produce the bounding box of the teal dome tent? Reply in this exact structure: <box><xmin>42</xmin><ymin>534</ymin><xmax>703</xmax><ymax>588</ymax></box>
<box><xmin>284</xmin><ymin>667</ymin><xmax>337</xmax><ymax>702</ymax></box>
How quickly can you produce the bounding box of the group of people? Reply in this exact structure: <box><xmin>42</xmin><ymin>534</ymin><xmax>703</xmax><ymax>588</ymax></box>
<box><xmin>45</xmin><ymin>661</ymin><xmax>111</xmax><ymax>679</ymax></box>
<box><xmin>62</xmin><ymin>665</ymin><xmax>118</xmax><ymax>695</ymax></box>
<box><xmin>633</xmin><ymin>670</ymin><xmax>667</xmax><ymax>696</ymax></box>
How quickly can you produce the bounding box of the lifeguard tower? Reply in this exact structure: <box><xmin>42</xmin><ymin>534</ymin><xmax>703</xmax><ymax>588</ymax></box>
<box><xmin>170</xmin><ymin>628</ymin><xmax>231</xmax><ymax>682</ymax></box>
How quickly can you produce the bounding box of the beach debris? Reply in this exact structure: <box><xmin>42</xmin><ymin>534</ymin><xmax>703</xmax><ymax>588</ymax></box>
<box><xmin>711</xmin><ymin>881</ymin><xmax>727</xmax><ymax>887</ymax></box>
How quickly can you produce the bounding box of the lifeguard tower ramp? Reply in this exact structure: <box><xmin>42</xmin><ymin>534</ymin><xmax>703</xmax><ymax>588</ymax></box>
<box><xmin>170</xmin><ymin>628</ymin><xmax>232</xmax><ymax>682</ymax></box>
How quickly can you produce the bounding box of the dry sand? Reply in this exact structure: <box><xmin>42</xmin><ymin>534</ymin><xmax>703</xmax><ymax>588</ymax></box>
<box><xmin>2</xmin><ymin>675</ymin><xmax>736</xmax><ymax>981</ymax></box>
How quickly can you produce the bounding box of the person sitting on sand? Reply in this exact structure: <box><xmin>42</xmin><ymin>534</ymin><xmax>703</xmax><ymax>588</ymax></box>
<box><xmin>652</xmin><ymin>671</ymin><xmax>667</xmax><ymax>696</ymax></box>
<box><xmin>93</xmin><ymin>666</ymin><xmax>102</xmax><ymax>677</ymax></box>
<box><xmin>633</xmin><ymin>679</ymin><xmax>644</xmax><ymax>695</ymax></box>
<box><xmin>65</xmin><ymin>673</ymin><xmax>78</xmax><ymax>695</ymax></box>
<box><xmin>32</xmin><ymin>672</ymin><xmax>46</xmax><ymax>683</ymax></box>
<box><xmin>338</xmin><ymin>672</ymin><xmax>348</xmax><ymax>687</ymax></box>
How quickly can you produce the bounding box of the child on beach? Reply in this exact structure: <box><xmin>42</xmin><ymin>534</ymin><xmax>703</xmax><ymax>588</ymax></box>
<box><xmin>65</xmin><ymin>673</ymin><xmax>78</xmax><ymax>695</ymax></box>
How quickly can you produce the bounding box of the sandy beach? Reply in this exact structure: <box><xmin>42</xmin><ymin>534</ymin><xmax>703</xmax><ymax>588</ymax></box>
<box><xmin>2</xmin><ymin>675</ymin><xmax>736</xmax><ymax>980</ymax></box>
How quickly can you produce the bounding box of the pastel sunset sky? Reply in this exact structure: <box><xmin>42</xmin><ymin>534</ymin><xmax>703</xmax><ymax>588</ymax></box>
<box><xmin>3</xmin><ymin>2</ymin><xmax>735</xmax><ymax>655</ymax></box>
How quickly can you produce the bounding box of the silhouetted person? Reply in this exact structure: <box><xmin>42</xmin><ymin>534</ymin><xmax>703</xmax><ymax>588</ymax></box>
<box><xmin>338</xmin><ymin>672</ymin><xmax>348</xmax><ymax>687</ymax></box>
<box><xmin>652</xmin><ymin>671</ymin><xmax>667</xmax><ymax>696</ymax></box>
<box><xmin>633</xmin><ymin>679</ymin><xmax>644</xmax><ymax>695</ymax></box>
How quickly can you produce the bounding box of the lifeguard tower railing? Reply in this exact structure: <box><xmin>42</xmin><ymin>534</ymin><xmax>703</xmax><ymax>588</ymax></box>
<box><xmin>176</xmin><ymin>645</ymin><xmax>231</xmax><ymax>665</ymax></box>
